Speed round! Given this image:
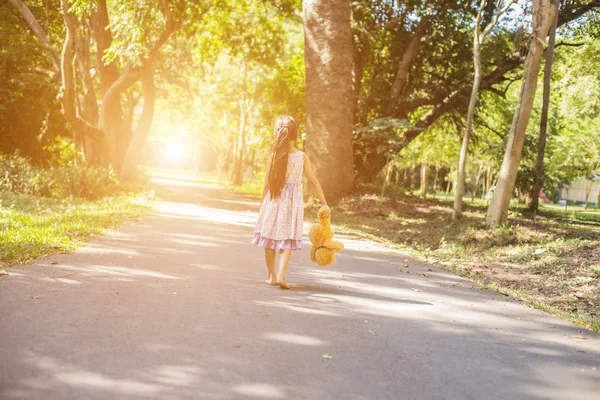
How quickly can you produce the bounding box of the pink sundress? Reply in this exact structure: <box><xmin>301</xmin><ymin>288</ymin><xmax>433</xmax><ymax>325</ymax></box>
<box><xmin>252</xmin><ymin>151</ymin><xmax>304</xmax><ymax>250</ymax></box>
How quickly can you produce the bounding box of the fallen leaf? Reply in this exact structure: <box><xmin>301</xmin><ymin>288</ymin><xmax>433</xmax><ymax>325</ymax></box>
<box><xmin>404</xmin><ymin>264</ymin><xmax>409</xmax><ymax>268</ymax></box>
<box><xmin>322</xmin><ymin>353</ymin><xmax>332</xmax><ymax>359</ymax></box>
<box><xmin>0</xmin><ymin>270</ymin><xmax>8</xmax><ymax>276</ymax></box>
<box><xmin>51</xmin><ymin>261</ymin><xmax>58</xmax><ymax>265</ymax></box>
<box><xmin>31</xmin><ymin>296</ymin><xmax>41</xmax><ymax>299</ymax></box>
<box><xmin>572</xmin><ymin>335</ymin><xmax>586</xmax><ymax>340</ymax></box>
<box><xmin>426</xmin><ymin>268</ymin><xmax>433</xmax><ymax>271</ymax></box>
<box><xmin>422</xmin><ymin>274</ymin><xmax>430</xmax><ymax>278</ymax></box>
<box><xmin>411</xmin><ymin>288</ymin><xmax>422</xmax><ymax>292</ymax></box>
<box><xmin>369</xmin><ymin>329</ymin><xmax>375</xmax><ymax>336</ymax></box>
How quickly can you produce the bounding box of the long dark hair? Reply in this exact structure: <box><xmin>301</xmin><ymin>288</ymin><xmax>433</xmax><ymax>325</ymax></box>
<box><xmin>269</xmin><ymin>116</ymin><xmax>298</xmax><ymax>199</ymax></box>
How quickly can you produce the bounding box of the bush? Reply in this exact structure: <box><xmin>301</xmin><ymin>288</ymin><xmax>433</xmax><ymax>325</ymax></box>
<box><xmin>0</xmin><ymin>153</ymin><xmax>121</xmax><ymax>199</ymax></box>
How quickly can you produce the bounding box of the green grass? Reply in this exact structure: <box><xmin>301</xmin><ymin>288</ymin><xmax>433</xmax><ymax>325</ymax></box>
<box><xmin>0</xmin><ymin>191</ymin><xmax>153</xmax><ymax>267</ymax></box>
<box><xmin>226</xmin><ymin>180</ymin><xmax>263</xmax><ymax>197</ymax></box>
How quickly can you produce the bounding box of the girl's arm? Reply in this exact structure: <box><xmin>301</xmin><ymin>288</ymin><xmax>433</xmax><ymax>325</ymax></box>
<box><xmin>260</xmin><ymin>155</ymin><xmax>273</xmax><ymax>203</ymax></box>
<box><xmin>303</xmin><ymin>154</ymin><xmax>330</xmax><ymax>215</ymax></box>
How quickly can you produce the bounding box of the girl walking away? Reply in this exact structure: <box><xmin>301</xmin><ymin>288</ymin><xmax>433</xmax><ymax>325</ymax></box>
<box><xmin>252</xmin><ymin>116</ymin><xmax>329</xmax><ymax>289</ymax></box>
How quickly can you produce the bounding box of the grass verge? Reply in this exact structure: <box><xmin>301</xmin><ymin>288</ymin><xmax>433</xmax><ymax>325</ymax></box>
<box><xmin>232</xmin><ymin>182</ymin><xmax>600</xmax><ymax>332</ymax></box>
<box><xmin>0</xmin><ymin>191</ymin><xmax>153</xmax><ymax>267</ymax></box>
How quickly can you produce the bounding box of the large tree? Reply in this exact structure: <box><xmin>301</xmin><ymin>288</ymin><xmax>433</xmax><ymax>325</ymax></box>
<box><xmin>529</xmin><ymin>5</ymin><xmax>559</xmax><ymax>213</ymax></box>
<box><xmin>303</xmin><ymin>0</ymin><xmax>355</xmax><ymax>201</ymax></box>
<box><xmin>352</xmin><ymin>0</ymin><xmax>600</xmax><ymax>183</ymax></box>
<box><xmin>485</xmin><ymin>0</ymin><xmax>559</xmax><ymax>226</ymax></box>
<box><xmin>10</xmin><ymin>0</ymin><xmax>192</xmax><ymax>177</ymax></box>
<box><xmin>453</xmin><ymin>0</ymin><xmax>516</xmax><ymax>220</ymax></box>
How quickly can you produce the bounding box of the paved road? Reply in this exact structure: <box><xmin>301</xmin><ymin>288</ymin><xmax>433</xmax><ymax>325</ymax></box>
<box><xmin>1</xmin><ymin>178</ymin><xmax>599</xmax><ymax>400</ymax></box>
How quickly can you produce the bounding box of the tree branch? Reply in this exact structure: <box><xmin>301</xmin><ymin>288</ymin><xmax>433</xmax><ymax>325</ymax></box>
<box><xmin>481</xmin><ymin>0</ymin><xmax>518</xmax><ymax>38</ymax></box>
<box><xmin>8</xmin><ymin>0</ymin><xmax>60</xmax><ymax>74</ymax></box>
<box><xmin>554</xmin><ymin>41</ymin><xmax>585</xmax><ymax>47</ymax></box>
<box><xmin>384</xmin><ymin>16</ymin><xmax>429</xmax><ymax>116</ymax></box>
<box><xmin>58</xmin><ymin>0</ymin><xmax>106</xmax><ymax>149</ymax></box>
<box><xmin>558</xmin><ymin>0</ymin><xmax>600</xmax><ymax>26</ymax></box>
<box><xmin>90</xmin><ymin>0</ymin><xmax>120</xmax><ymax>95</ymax></box>
<box><xmin>487</xmin><ymin>87</ymin><xmax>505</xmax><ymax>98</ymax></box>
<box><xmin>99</xmin><ymin>0</ymin><xmax>181</xmax><ymax>129</ymax></box>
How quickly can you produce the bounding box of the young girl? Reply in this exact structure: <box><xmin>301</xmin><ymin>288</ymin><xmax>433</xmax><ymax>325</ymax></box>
<box><xmin>252</xmin><ymin>116</ymin><xmax>329</xmax><ymax>289</ymax></box>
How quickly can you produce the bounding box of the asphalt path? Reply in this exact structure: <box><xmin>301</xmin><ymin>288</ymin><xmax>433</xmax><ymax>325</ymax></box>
<box><xmin>1</xmin><ymin>178</ymin><xmax>599</xmax><ymax>400</ymax></box>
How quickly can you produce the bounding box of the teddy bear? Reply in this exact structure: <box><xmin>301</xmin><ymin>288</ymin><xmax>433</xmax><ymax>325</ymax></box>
<box><xmin>309</xmin><ymin>207</ymin><xmax>344</xmax><ymax>267</ymax></box>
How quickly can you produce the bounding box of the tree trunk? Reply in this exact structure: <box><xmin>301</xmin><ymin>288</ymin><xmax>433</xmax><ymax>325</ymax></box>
<box><xmin>248</xmin><ymin>146</ymin><xmax>256</xmax><ymax>182</ymax></box>
<box><xmin>219</xmin><ymin>141</ymin><xmax>234</xmax><ymax>182</ymax></box>
<box><xmin>454</xmin><ymin>3</ymin><xmax>484</xmax><ymax>220</ymax></box>
<box><xmin>304</xmin><ymin>0</ymin><xmax>355</xmax><ymax>201</ymax></box>
<box><xmin>530</xmin><ymin>7</ymin><xmax>558</xmax><ymax>213</ymax></box>
<box><xmin>585</xmin><ymin>179</ymin><xmax>592</xmax><ymax>209</ymax></box>
<box><xmin>433</xmin><ymin>165</ymin><xmax>440</xmax><ymax>195</ymax></box>
<box><xmin>75</xmin><ymin>23</ymin><xmax>98</xmax><ymax>126</ymax></box>
<box><xmin>410</xmin><ymin>163</ymin><xmax>417</xmax><ymax>192</ymax></box>
<box><xmin>452</xmin><ymin>0</ymin><xmax>512</xmax><ymax>220</ymax></box>
<box><xmin>420</xmin><ymin>164</ymin><xmax>429</xmax><ymax>198</ymax></box>
<box><xmin>59</xmin><ymin>0</ymin><xmax>107</xmax><ymax>164</ymax></box>
<box><xmin>483</xmin><ymin>165</ymin><xmax>492</xmax><ymax>199</ymax></box>
<box><xmin>120</xmin><ymin>70</ymin><xmax>156</xmax><ymax>180</ymax></box>
<box><xmin>351</xmin><ymin>3</ymin><xmax>367</xmax><ymax>117</ymax></box>
<box><xmin>380</xmin><ymin>163</ymin><xmax>392</xmax><ymax>202</ymax></box>
<box><xmin>90</xmin><ymin>0</ymin><xmax>120</xmax><ymax>95</ymax></box>
<box><xmin>486</xmin><ymin>0</ymin><xmax>559</xmax><ymax>226</ymax></box>
<box><xmin>471</xmin><ymin>165</ymin><xmax>483</xmax><ymax>202</ymax></box>
<box><xmin>232</xmin><ymin>59</ymin><xmax>248</xmax><ymax>186</ymax></box>
<box><xmin>480</xmin><ymin>165</ymin><xmax>488</xmax><ymax>200</ymax></box>
<box><xmin>384</xmin><ymin>17</ymin><xmax>429</xmax><ymax>116</ymax></box>
<box><xmin>231</xmin><ymin>106</ymin><xmax>246</xmax><ymax>185</ymax></box>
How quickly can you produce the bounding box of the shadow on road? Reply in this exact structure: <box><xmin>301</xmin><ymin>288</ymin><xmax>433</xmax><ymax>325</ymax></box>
<box><xmin>1</xmin><ymin>177</ymin><xmax>599</xmax><ymax>400</ymax></box>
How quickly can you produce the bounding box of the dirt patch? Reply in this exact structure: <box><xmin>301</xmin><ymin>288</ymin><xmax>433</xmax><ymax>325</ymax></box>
<box><xmin>326</xmin><ymin>188</ymin><xmax>600</xmax><ymax>331</ymax></box>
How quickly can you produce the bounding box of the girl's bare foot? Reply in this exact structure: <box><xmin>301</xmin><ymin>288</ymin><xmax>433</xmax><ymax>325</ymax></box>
<box><xmin>277</xmin><ymin>279</ymin><xmax>291</xmax><ymax>290</ymax></box>
<box><xmin>265</xmin><ymin>276</ymin><xmax>277</xmax><ymax>286</ymax></box>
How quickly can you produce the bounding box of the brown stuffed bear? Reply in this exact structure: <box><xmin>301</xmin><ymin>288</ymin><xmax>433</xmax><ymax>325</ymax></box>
<box><xmin>309</xmin><ymin>207</ymin><xmax>344</xmax><ymax>267</ymax></box>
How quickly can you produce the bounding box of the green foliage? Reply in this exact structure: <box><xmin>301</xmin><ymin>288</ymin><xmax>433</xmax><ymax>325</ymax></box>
<box><xmin>354</xmin><ymin>118</ymin><xmax>423</xmax><ymax>165</ymax></box>
<box><xmin>152</xmin><ymin>0</ymin><xmax>304</xmax><ymax>181</ymax></box>
<box><xmin>0</xmin><ymin>1</ymin><xmax>67</xmax><ymax>161</ymax></box>
<box><xmin>0</xmin><ymin>153</ymin><xmax>121</xmax><ymax>199</ymax></box>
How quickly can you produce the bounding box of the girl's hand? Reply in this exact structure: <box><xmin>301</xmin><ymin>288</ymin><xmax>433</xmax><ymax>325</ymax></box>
<box><xmin>319</xmin><ymin>205</ymin><xmax>331</xmax><ymax>218</ymax></box>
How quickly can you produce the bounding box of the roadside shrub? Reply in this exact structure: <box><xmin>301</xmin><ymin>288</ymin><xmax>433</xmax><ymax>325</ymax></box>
<box><xmin>0</xmin><ymin>153</ymin><xmax>121</xmax><ymax>199</ymax></box>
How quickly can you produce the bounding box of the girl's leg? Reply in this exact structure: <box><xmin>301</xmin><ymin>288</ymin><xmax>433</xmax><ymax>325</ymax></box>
<box><xmin>264</xmin><ymin>248</ymin><xmax>277</xmax><ymax>285</ymax></box>
<box><xmin>277</xmin><ymin>249</ymin><xmax>292</xmax><ymax>289</ymax></box>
